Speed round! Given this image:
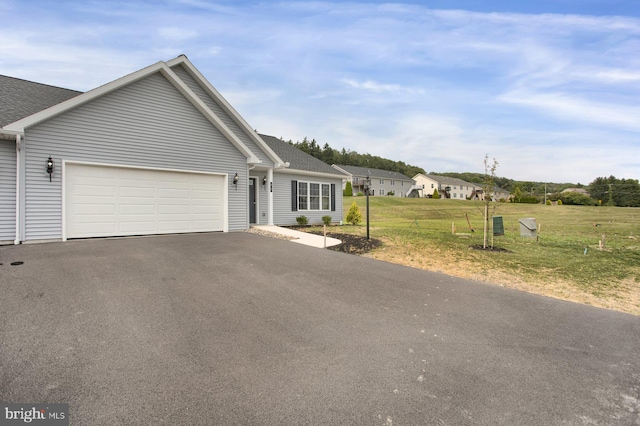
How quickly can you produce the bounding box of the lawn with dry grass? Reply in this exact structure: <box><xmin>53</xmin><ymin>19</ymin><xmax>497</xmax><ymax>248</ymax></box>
<box><xmin>331</xmin><ymin>197</ymin><xmax>640</xmax><ymax>315</ymax></box>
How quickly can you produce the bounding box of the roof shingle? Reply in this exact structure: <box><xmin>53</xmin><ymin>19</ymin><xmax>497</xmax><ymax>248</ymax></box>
<box><xmin>259</xmin><ymin>134</ymin><xmax>344</xmax><ymax>176</ymax></box>
<box><xmin>333</xmin><ymin>164</ymin><xmax>413</xmax><ymax>181</ymax></box>
<box><xmin>0</xmin><ymin>75</ymin><xmax>81</xmax><ymax>127</ymax></box>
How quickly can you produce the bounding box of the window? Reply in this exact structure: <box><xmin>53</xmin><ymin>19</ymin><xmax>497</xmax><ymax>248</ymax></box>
<box><xmin>379</xmin><ymin>179</ymin><xmax>384</xmax><ymax>185</ymax></box>
<box><xmin>297</xmin><ymin>181</ymin><xmax>331</xmax><ymax>211</ymax></box>
<box><xmin>380</xmin><ymin>189</ymin><xmax>385</xmax><ymax>196</ymax></box>
<box><xmin>431</xmin><ymin>183</ymin><xmax>434</xmax><ymax>188</ymax></box>
<box><xmin>310</xmin><ymin>183</ymin><xmax>320</xmax><ymax>210</ymax></box>
<box><xmin>298</xmin><ymin>182</ymin><xmax>308</xmax><ymax>210</ymax></box>
<box><xmin>322</xmin><ymin>184</ymin><xmax>330</xmax><ymax>209</ymax></box>
<box><xmin>391</xmin><ymin>180</ymin><xmax>395</xmax><ymax>186</ymax></box>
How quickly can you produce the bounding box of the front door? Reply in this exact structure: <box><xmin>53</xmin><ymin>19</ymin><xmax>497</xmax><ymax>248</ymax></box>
<box><xmin>249</xmin><ymin>178</ymin><xmax>256</xmax><ymax>224</ymax></box>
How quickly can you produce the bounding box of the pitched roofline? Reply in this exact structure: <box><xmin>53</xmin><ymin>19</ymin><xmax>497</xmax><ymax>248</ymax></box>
<box><xmin>167</xmin><ymin>56</ymin><xmax>285</xmax><ymax>168</ymax></box>
<box><xmin>331</xmin><ymin>164</ymin><xmax>351</xmax><ymax>176</ymax></box>
<box><xmin>4</xmin><ymin>56</ymin><xmax>261</xmax><ymax>164</ymax></box>
<box><xmin>332</xmin><ymin>164</ymin><xmax>413</xmax><ymax>180</ymax></box>
<box><xmin>277</xmin><ymin>168</ymin><xmax>346</xmax><ymax>180</ymax></box>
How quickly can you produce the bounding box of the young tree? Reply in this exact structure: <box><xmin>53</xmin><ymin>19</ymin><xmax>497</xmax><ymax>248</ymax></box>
<box><xmin>511</xmin><ymin>186</ymin><xmax>523</xmax><ymax>203</ymax></box>
<box><xmin>344</xmin><ymin>181</ymin><xmax>353</xmax><ymax>196</ymax></box>
<box><xmin>481</xmin><ymin>155</ymin><xmax>499</xmax><ymax>249</ymax></box>
<box><xmin>432</xmin><ymin>188</ymin><xmax>440</xmax><ymax>199</ymax></box>
<box><xmin>346</xmin><ymin>202</ymin><xmax>362</xmax><ymax>225</ymax></box>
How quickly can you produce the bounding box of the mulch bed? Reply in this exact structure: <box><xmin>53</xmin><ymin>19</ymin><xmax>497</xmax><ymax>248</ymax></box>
<box><xmin>307</xmin><ymin>230</ymin><xmax>383</xmax><ymax>254</ymax></box>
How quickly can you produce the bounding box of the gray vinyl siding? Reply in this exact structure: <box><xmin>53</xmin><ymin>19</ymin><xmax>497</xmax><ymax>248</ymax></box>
<box><xmin>170</xmin><ymin>65</ymin><xmax>274</xmax><ymax>167</ymax></box>
<box><xmin>0</xmin><ymin>140</ymin><xmax>16</xmax><ymax>243</ymax></box>
<box><xmin>23</xmin><ymin>72</ymin><xmax>249</xmax><ymax>241</ymax></box>
<box><xmin>350</xmin><ymin>176</ymin><xmax>414</xmax><ymax>197</ymax></box>
<box><xmin>272</xmin><ymin>172</ymin><xmax>343</xmax><ymax>226</ymax></box>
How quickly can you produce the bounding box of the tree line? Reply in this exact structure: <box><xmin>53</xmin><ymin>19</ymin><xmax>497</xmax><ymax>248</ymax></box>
<box><xmin>287</xmin><ymin>137</ymin><xmax>425</xmax><ymax>178</ymax></box>
<box><xmin>283</xmin><ymin>137</ymin><xmax>640</xmax><ymax>207</ymax></box>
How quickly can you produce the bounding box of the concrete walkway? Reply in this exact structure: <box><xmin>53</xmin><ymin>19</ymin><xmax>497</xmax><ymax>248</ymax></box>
<box><xmin>251</xmin><ymin>225</ymin><xmax>342</xmax><ymax>248</ymax></box>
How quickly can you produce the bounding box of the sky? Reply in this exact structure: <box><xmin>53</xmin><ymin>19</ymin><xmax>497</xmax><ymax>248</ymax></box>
<box><xmin>1</xmin><ymin>0</ymin><xmax>639</xmax><ymax>184</ymax></box>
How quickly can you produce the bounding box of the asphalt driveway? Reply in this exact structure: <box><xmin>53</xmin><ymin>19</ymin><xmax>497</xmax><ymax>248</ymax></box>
<box><xmin>1</xmin><ymin>233</ymin><xmax>639</xmax><ymax>425</ymax></box>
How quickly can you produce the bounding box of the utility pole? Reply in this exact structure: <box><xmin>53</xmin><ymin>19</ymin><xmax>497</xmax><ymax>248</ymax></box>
<box><xmin>608</xmin><ymin>183</ymin><xmax>614</xmax><ymax>206</ymax></box>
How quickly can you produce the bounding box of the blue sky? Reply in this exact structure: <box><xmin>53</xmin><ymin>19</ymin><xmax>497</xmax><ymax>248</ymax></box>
<box><xmin>1</xmin><ymin>0</ymin><xmax>639</xmax><ymax>183</ymax></box>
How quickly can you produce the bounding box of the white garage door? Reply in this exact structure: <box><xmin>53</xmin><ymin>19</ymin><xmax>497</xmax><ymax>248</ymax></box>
<box><xmin>65</xmin><ymin>164</ymin><xmax>225</xmax><ymax>239</ymax></box>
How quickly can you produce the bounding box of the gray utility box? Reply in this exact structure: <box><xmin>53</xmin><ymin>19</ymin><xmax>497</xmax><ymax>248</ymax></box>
<box><xmin>519</xmin><ymin>218</ymin><xmax>537</xmax><ymax>238</ymax></box>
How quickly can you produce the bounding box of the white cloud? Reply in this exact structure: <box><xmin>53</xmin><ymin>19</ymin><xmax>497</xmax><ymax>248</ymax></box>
<box><xmin>343</xmin><ymin>79</ymin><xmax>403</xmax><ymax>93</ymax></box>
<box><xmin>0</xmin><ymin>1</ymin><xmax>638</xmax><ymax>183</ymax></box>
<box><xmin>157</xmin><ymin>27</ymin><xmax>198</xmax><ymax>41</ymax></box>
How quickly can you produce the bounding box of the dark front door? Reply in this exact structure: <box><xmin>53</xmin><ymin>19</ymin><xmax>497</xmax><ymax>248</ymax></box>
<box><xmin>249</xmin><ymin>178</ymin><xmax>256</xmax><ymax>224</ymax></box>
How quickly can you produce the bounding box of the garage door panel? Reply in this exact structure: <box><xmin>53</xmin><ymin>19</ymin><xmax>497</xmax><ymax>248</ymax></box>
<box><xmin>74</xmin><ymin>204</ymin><xmax>116</xmax><ymax>215</ymax></box>
<box><xmin>72</xmin><ymin>222</ymin><xmax>117</xmax><ymax>235</ymax></box>
<box><xmin>158</xmin><ymin>204</ymin><xmax>190</xmax><ymax>214</ymax></box>
<box><xmin>71</xmin><ymin>185</ymin><xmax>116</xmax><ymax>197</ymax></box>
<box><xmin>119</xmin><ymin>204</ymin><xmax>156</xmax><ymax>214</ymax></box>
<box><xmin>158</xmin><ymin>188</ymin><xmax>190</xmax><ymax>199</ymax></box>
<box><xmin>66</xmin><ymin>164</ymin><xmax>225</xmax><ymax>238</ymax></box>
<box><xmin>192</xmin><ymin>205</ymin><xmax>219</xmax><ymax>214</ymax></box>
<box><xmin>119</xmin><ymin>186</ymin><xmax>157</xmax><ymax>198</ymax></box>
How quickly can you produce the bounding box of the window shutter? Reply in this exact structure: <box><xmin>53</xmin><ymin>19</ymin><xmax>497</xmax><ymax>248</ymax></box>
<box><xmin>331</xmin><ymin>184</ymin><xmax>336</xmax><ymax>211</ymax></box>
<box><xmin>291</xmin><ymin>180</ymin><xmax>298</xmax><ymax>211</ymax></box>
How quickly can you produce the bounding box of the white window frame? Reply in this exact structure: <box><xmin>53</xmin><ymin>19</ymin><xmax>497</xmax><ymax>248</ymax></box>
<box><xmin>298</xmin><ymin>181</ymin><xmax>331</xmax><ymax>211</ymax></box>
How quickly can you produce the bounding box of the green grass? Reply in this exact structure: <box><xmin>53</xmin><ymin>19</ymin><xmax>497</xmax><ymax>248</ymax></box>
<box><xmin>338</xmin><ymin>196</ymin><xmax>640</xmax><ymax>314</ymax></box>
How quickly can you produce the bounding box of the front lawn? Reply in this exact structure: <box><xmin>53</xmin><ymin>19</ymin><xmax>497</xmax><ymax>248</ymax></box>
<box><xmin>327</xmin><ymin>197</ymin><xmax>640</xmax><ymax>315</ymax></box>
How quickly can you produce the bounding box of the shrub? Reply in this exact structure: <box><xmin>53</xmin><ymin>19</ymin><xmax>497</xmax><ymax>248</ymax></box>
<box><xmin>546</xmin><ymin>200</ymin><xmax>552</xmax><ymax>205</ymax></box>
<box><xmin>322</xmin><ymin>215</ymin><xmax>332</xmax><ymax>226</ymax></box>
<box><xmin>356</xmin><ymin>191</ymin><xmax>364</xmax><ymax>196</ymax></box>
<box><xmin>387</xmin><ymin>191</ymin><xmax>395</xmax><ymax>196</ymax></box>
<box><xmin>344</xmin><ymin>181</ymin><xmax>353</xmax><ymax>197</ymax></box>
<box><xmin>514</xmin><ymin>196</ymin><xmax>539</xmax><ymax>204</ymax></box>
<box><xmin>346</xmin><ymin>202</ymin><xmax>362</xmax><ymax>225</ymax></box>
<box><xmin>432</xmin><ymin>189</ymin><xmax>440</xmax><ymax>199</ymax></box>
<box><xmin>556</xmin><ymin>192</ymin><xmax>597</xmax><ymax>206</ymax></box>
<box><xmin>557</xmin><ymin>199</ymin><xmax>563</xmax><ymax>206</ymax></box>
<box><xmin>296</xmin><ymin>215</ymin><xmax>309</xmax><ymax>226</ymax></box>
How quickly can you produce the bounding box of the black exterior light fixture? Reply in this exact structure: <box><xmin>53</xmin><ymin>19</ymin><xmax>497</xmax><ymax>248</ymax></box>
<box><xmin>46</xmin><ymin>156</ymin><xmax>54</xmax><ymax>182</ymax></box>
<box><xmin>262</xmin><ymin>176</ymin><xmax>267</xmax><ymax>187</ymax></box>
<box><xmin>233</xmin><ymin>173</ymin><xmax>239</xmax><ymax>189</ymax></box>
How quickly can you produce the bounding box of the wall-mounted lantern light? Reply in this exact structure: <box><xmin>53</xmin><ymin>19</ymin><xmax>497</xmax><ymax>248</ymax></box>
<box><xmin>262</xmin><ymin>176</ymin><xmax>267</xmax><ymax>187</ymax></box>
<box><xmin>46</xmin><ymin>156</ymin><xmax>54</xmax><ymax>182</ymax></box>
<box><xmin>233</xmin><ymin>173</ymin><xmax>239</xmax><ymax>189</ymax></box>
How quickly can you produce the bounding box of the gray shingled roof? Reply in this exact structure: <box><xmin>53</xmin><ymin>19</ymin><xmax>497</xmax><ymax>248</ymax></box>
<box><xmin>0</xmin><ymin>75</ymin><xmax>81</xmax><ymax>127</ymax></box>
<box><xmin>421</xmin><ymin>174</ymin><xmax>480</xmax><ymax>188</ymax></box>
<box><xmin>333</xmin><ymin>164</ymin><xmax>413</xmax><ymax>181</ymax></box>
<box><xmin>259</xmin><ymin>134</ymin><xmax>345</xmax><ymax>176</ymax></box>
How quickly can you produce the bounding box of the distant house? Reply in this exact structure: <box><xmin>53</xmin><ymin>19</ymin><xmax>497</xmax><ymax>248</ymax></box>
<box><xmin>562</xmin><ymin>187</ymin><xmax>590</xmax><ymax>196</ymax></box>
<box><xmin>331</xmin><ymin>165</ymin><xmax>416</xmax><ymax>197</ymax></box>
<box><xmin>491</xmin><ymin>187</ymin><xmax>511</xmax><ymax>202</ymax></box>
<box><xmin>412</xmin><ymin>174</ymin><xmax>482</xmax><ymax>200</ymax></box>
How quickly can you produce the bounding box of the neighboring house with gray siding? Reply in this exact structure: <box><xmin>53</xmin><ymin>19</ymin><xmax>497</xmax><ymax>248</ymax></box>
<box><xmin>0</xmin><ymin>55</ymin><xmax>343</xmax><ymax>244</ymax></box>
<box><xmin>331</xmin><ymin>165</ymin><xmax>415</xmax><ymax>197</ymax></box>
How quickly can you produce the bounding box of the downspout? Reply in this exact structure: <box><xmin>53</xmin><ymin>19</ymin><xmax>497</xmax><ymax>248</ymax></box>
<box><xmin>14</xmin><ymin>134</ymin><xmax>21</xmax><ymax>244</ymax></box>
